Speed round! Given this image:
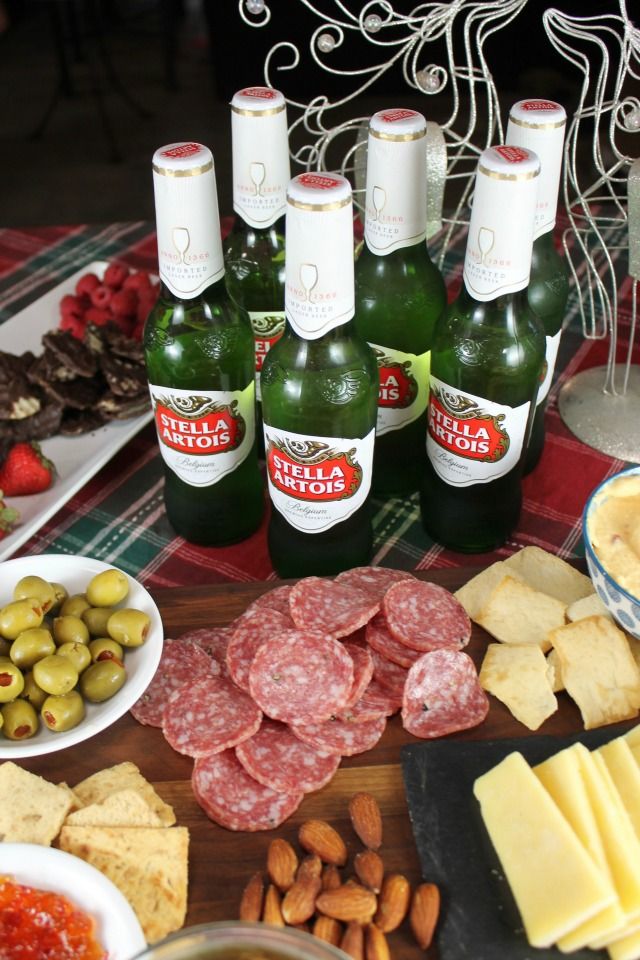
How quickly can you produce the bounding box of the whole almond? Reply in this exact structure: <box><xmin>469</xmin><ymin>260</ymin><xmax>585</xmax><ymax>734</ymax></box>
<box><xmin>299</xmin><ymin>819</ymin><xmax>347</xmax><ymax>866</ymax></box>
<box><xmin>340</xmin><ymin>921</ymin><xmax>364</xmax><ymax>960</ymax></box>
<box><xmin>349</xmin><ymin>793</ymin><xmax>382</xmax><ymax>850</ymax></box>
<box><xmin>354</xmin><ymin>850</ymin><xmax>384</xmax><ymax>893</ymax></box>
<box><xmin>297</xmin><ymin>853</ymin><xmax>323</xmax><ymax>880</ymax></box>
<box><xmin>410</xmin><ymin>882</ymin><xmax>440</xmax><ymax>949</ymax></box>
<box><xmin>316</xmin><ymin>883</ymin><xmax>377</xmax><ymax>924</ymax></box>
<box><xmin>239</xmin><ymin>871</ymin><xmax>264</xmax><ymax>922</ymax></box>
<box><xmin>313</xmin><ymin>914</ymin><xmax>342</xmax><ymax>947</ymax></box>
<box><xmin>281</xmin><ymin>874</ymin><xmax>322</xmax><ymax>925</ymax></box>
<box><xmin>374</xmin><ymin>873</ymin><xmax>410</xmax><ymax>933</ymax></box>
<box><xmin>267</xmin><ymin>838</ymin><xmax>298</xmax><ymax>891</ymax></box>
<box><xmin>365</xmin><ymin>923</ymin><xmax>391</xmax><ymax>960</ymax></box>
<box><xmin>262</xmin><ymin>883</ymin><xmax>285</xmax><ymax>926</ymax></box>
<box><xmin>322</xmin><ymin>863</ymin><xmax>343</xmax><ymax>891</ymax></box>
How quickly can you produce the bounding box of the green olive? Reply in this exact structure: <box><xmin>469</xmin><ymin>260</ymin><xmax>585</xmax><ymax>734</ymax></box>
<box><xmin>1</xmin><ymin>699</ymin><xmax>38</xmax><ymax>740</ymax></box>
<box><xmin>13</xmin><ymin>576</ymin><xmax>56</xmax><ymax>614</ymax></box>
<box><xmin>82</xmin><ymin>607</ymin><xmax>114</xmax><ymax>638</ymax></box>
<box><xmin>60</xmin><ymin>594</ymin><xmax>90</xmax><ymax>618</ymax></box>
<box><xmin>32</xmin><ymin>655</ymin><xmax>78</xmax><ymax>696</ymax></box>
<box><xmin>9</xmin><ymin>628</ymin><xmax>55</xmax><ymax>669</ymax></box>
<box><xmin>88</xmin><ymin>637</ymin><xmax>124</xmax><ymax>664</ymax></box>
<box><xmin>53</xmin><ymin>615</ymin><xmax>90</xmax><ymax>646</ymax></box>
<box><xmin>86</xmin><ymin>569</ymin><xmax>129</xmax><ymax>608</ymax></box>
<box><xmin>49</xmin><ymin>582</ymin><xmax>68</xmax><ymax>612</ymax></box>
<box><xmin>0</xmin><ymin>659</ymin><xmax>24</xmax><ymax>702</ymax></box>
<box><xmin>41</xmin><ymin>690</ymin><xmax>85</xmax><ymax>732</ymax></box>
<box><xmin>56</xmin><ymin>642</ymin><xmax>92</xmax><ymax>674</ymax></box>
<box><xmin>107</xmin><ymin>608</ymin><xmax>150</xmax><ymax>647</ymax></box>
<box><xmin>0</xmin><ymin>599</ymin><xmax>44</xmax><ymax>640</ymax></box>
<box><xmin>80</xmin><ymin>660</ymin><xmax>126</xmax><ymax>703</ymax></box>
<box><xmin>20</xmin><ymin>670</ymin><xmax>48</xmax><ymax>709</ymax></box>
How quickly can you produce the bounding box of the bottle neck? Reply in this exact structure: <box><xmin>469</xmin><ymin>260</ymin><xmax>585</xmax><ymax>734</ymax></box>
<box><xmin>364</xmin><ymin>133</ymin><xmax>427</xmax><ymax>255</ymax></box>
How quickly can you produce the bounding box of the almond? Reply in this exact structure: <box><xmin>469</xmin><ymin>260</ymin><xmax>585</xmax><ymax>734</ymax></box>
<box><xmin>316</xmin><ymin>883</ymin><xmax>377</xmax><ymax>924</ymax></box>
<box><xmin>322</xmin><ymin>863</ymin><xmax>343</xmax><ymax>891</ymax></box>
<box><xmin>267</xmin><ymin>838</ymin><xmax>298</xmax><ymax>891</ymax></box>
<box><xmin>312</xmin><ymin>914</ymin><xmax>342</xmax><ymax>946</ymax></box>
<box><xmin>262</xmin><ymin>883</ymin><xmax>285</xmax><ymax>926</ymax></box>
<box><xmin>281</xmin><ymin>874</ymin><xmax>321</xmax><ymax>925</ymax></box>
<box><xmin>340</xmin><ymin>921</ymin><xmax>364</xmax><ymax>960</ymax></box>
<box><xmin>297</xmin><ymin>853</ymin><xmax>323</xmax><ymax>880</ymax></box>
<box><xmin>349</xmin><ymin>792</ymin><xmax>383</xmax><ymax>850</ymax></box>
<box><xmin>299</xmin><ymin>819</ymin><xmax>347</xmax><ymax>866</ymax></box>
<box><xmin>238</xmin><ymin>871</ymin><xmax>264</xmax><ymax>922</ymax></box>
<box><xmin>374</xmin><ymin>873</ymin><xmax>410</xmax><ymax>932</ymax></box>
<box><xmin>409</xmin><ymin>881</ymin><xmax>440</xmax><ymax>949</ymax></box>
<box><xmin>354</xmin><ymin>850</ymin><xmax>384</xmax><ymax>893</ymax></box>
<box><xmin>365</xmin><ymin>923</ymin><xmax>391</xmax><ymax>960</ymax></box>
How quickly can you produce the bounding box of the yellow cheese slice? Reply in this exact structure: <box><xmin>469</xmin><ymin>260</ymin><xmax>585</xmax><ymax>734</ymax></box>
<box><xmin>473</xmin><ymin>751</ymin><xmax>615</xmax><ymax>948</ymax></box>
<box><xmin>609</xmin><ymin>925</ymin><xmax>640</xmax><ymax>960</ymax></box>
<box><xmin>598</xmin><ymin>737</ymin><xmax>640</xmax><ymax>840</ymax></box>
<box><xmin>624</xmin><ymin>724</ymin><xmax>640</xmax><ymax>752</ymax></box>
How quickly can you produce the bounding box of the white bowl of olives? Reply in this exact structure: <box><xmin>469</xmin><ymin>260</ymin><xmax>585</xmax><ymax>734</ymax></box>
<box><xmin>0</xmin><ymin>554</ymin><xmax>163</xmax><ymax>758</ymax></box>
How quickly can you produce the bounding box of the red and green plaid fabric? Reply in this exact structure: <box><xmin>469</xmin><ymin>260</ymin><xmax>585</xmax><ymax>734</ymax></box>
<box><xmin>0</xmin><ymin>219</ymin><xmax>636</xmax><ymax>589</ymax></box>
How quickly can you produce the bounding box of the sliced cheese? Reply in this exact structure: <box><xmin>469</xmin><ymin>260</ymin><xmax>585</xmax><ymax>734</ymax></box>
<box><xmin>473</xmin><ymin>751</ymin><xmax>615</xmax><ymax>948</ymax></box>
<box><xmin>609</xmin><ymin>924</ymin><xmax>640</xmax><ymax>960</ymax></box>
<box><xmin>598</xmin><ymin>737</ymin><xmax>640</xmax><ymax>840</ymax></box>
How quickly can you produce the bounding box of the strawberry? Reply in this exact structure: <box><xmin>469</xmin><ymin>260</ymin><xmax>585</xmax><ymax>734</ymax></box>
<box><xmin>0</xmin><ymin>490</ymin><xmax>18</xmax><ymax>540</ymax></box>
<box><xmin>0</xmin><ymin>443</ymin><xmax>55</xmax><ymax>497</ymax></box>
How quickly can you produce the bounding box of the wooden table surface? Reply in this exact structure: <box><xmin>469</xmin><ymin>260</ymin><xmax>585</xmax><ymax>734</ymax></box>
<box><xmin>18</xmin><ymin>567</ymin><xmax>627</xmax><ymax>959</ymax></box>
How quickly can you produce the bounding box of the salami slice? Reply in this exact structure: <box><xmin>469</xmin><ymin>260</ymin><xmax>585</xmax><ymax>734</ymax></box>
<box><xmin>248</xmin><ymin>629</ymin><xmax>354</xmax><ymax>725</ymax></box>
<box><xmin>289</xmin><ymin>577</ymin><xmax>380</xmax><ymax>640</ymax></box>
<box><xmin>354</xmin><ymin>677</ymin><xmax>403</xmax><ymax>718</ymax></box>
<box><xmin>162</xmin><ymin>675</ymin><xmax>262</xmax><ymax>758</ymax></box>
<box><xmin>383</xmin><ymin>580</ymin><xmax>471</xmax><ymax>652</ymax></box>
<box><xmin>366</xmin><ymin>613</ymin><xmax>422</xmax><ymax>669</ymax></box>
<box><xmin>370</xmin><ymin>648</ymin><xmax>409</xmax><ymax>697</ymax></box>
<box><xmin>342</xmin><ymin>640</ymin><xmax>374</xmax><ymax>710</ymax></box>
<box><xmin>402</xmin><ymin>649</ymin><xmax>489</xmax><ymax>739</ymax></box>
<box><xmin>235</xmin><ymin>719</ymin><xmax>341</xmax><ymax>794</ymax></box>
<box><xmin>178</xmin><ymin>625</ymin><xmax>234</xmax><ymax>675</ymax></box>
<box><xmin>226</xmin><ymin>607</ymin><xmax>292</xmax><ymax>692</ymax></box>
<box><xmin>193</xmin><ymin>749</ymin><xmax>303</xmax><ymax>832</ymax></box>
<box><xmin>130</xmin><ymin>637</ymin><xmax>219</xmax><ymax>728</ymax></box>
<box><xmin>335</xmin><ymin>566</ymin><xmax>416</xmax><ymax>602</ymax></box>
<box><xmin>245</xmin><ymin>584</ymin><xmax>294</xmax><ymax>619</ymax></box>
<box><xmin>291</xmin><ymin>714</ymin><xmax>386</xmax><ymax>757</ymax></box>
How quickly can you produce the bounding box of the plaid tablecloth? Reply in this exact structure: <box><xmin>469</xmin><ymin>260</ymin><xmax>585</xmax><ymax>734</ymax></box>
<box><xmin>0</xmin><ymin>218</ymin><xmax>636</xmax><ymax>589</ymax></box>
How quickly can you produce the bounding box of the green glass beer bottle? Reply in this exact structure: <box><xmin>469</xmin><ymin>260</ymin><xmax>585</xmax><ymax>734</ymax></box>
<box><xmin>420</xmin><ymin>146</ymin><xmax>546</xmax><ymax>553</ymax></box>
<box><xmin>224</xmin><ymin>87</ymin><xmax>289</xmax><ymax>450</ymax></box>
<box><xmin>261</xmin><ymin>173</ymin><xmax>378</xmax><ymax>578</ymax></box>
<box><xmin>144</xmin><ymin>142</ymin><xmax>264</xmax><ymax>546</ymax></box>
<box><xmin>506</xmin><ymin>99</ymin><xmax>570</xmax><ymax>473</ymax></box>
<box><xmin>355</xmin><ymin>108</ymin><xmax>446</xmax><ymax>496</ymax></box>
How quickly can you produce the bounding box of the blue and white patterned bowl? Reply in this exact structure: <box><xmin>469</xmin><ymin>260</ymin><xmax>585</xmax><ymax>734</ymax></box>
<box><xmin>583</xmin><ymin>465</ymin><xmax>640</xmax><ymax>641</ymax></box>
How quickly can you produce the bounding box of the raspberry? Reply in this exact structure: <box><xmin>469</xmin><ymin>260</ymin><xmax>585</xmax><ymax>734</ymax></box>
<box><xmin>103</xmin><ymin>263</ymin><xmax>129</xmax><ymax>289</ymax></box>
<box><xmin>110</xmin><ymin>288</ymin><xmax>137</xmax><ymax>317</ymax></box>
<box><xmin>60</xmin><ymin>313</ymin><xmax>87</xmax><ymax>339</ymax></box>
<box><xmin>90</xmin><ymin>284</ymin><xmax>113</xmax><ymax>309</ymax></box>
<box><xmin>136</xmin><ymin>296</ymin><xmax>156</xmax><ymax>325</ymax></box>
<box><xmin>84</xmin><ymin>306</ymin><xmax>111</xmax><ymax>326</ymax></box>
<box><xmin>75</xmin><ymin>272</ymin><xmax>101</xmax><ymax>298</ymax></box>
<box><xmin>123</xmin><ymin>270</ymin><xmax>153</xmax><ymax>293</ymax></box>
<box><xmin>60</xmin><ymin>294</ymin><xmax>84</xmax><ymax>319</ymax></box>
<box><xmin>131</xmin><ymin>319</ymin><xmax>146</xmax><ymax>342</ymax></box>
<box><xmin>110</xmin><ymin>313</ymin><xmax>134</xmax><ymax>336</ymax></box>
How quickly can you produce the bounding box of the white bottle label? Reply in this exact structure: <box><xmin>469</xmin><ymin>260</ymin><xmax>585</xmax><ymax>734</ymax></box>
<box><xmin>249</xmin><ymin>310</ymin><xmax>286</xmax><ymax>401</ymax></box>
<box><xmin>370</xmin><ymin>342</ymin><xmax>430</xmax><ymax>436</ymax></box>
<box><xmin>426</xmin><ymin>376</ymin><xmax>530</xmax><ymax>486</ymax></box>
<box><xmin>506</xmin><ymin>100</ymin><xmax>566</xmax><ymax>239</ymax></box>
<box><xmin>263</xmin><ymin>425</ymin><xmax>375</xmax><ymax>533</ymax></box>
<box><xmin>537</xmin><ymin>329</ymin><xmax>562</xmax><ymax>407</ymax></box>
<box><xmin>232</xmin><ymin>101</ymin><xmax>289</xmax><ymax>229</ymax></box>
<box><xmin>149</xmin><ymin>382</ymin><xmax>255</xmax><ymax>486</ymax></box>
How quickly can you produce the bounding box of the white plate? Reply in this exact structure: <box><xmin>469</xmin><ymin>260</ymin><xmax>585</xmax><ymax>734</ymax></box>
<box><xmin>0</xmin><ymin>554</ymin><xmax>163</xmax><ymax>758</ymax></box>
<box><xmin>0</xmin><ymin>843</ymin><xmax>147</xmax><ymax>959</ymax></box>
<box><xmin>0</xmin><ymin>260</ymin><xmax>153</xmax><ymax>561</ymax></box>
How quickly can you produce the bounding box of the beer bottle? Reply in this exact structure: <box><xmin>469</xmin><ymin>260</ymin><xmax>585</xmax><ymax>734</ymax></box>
<box><xmin>261</xmin><ymin>173</ymin><xmax>379</xmax><ymax>578</ymax></box>
<box><xmin>506</xmin><ymin>99</ymin><xmax>569</xmax><ymax>473</ymax></box>
<box><xmin>354</xmin><ymin>108</ymin><xmax>446</xmax><ymax>496</ymax></box>
<box><xmin>420</xmin><ymin>146</ymin><xmax>546</xmax><ymax>553</ymax></box>
<box><xmin>144</xmin><ymin>142</ymin><xmax>264</xmax><ymax>546</ymax></box>
<box><xmin>224</xmin><ymin>86</ymin><xmax>289</xmax><ymax>448</ymax></box>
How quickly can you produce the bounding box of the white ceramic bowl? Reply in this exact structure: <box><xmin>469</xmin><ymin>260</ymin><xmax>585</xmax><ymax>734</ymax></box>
<box><xmin>583</xmin><ymin>465</ymin><xmax>640</xmax><ymax>640</ymax></box>
<box><xmin>0</xmin><ymin>843</ymin><xmax>146</xmax><ymax>959</ymax></box>
<box><xmin>0</xmin><ymin>554</ymin><xmax>163</xmax><ymax>758</ymax></box>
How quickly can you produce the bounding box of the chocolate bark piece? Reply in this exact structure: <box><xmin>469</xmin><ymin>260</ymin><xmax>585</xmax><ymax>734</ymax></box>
<box><xmin>97</xmin><ymin>391</ymin><xmax>150</xmax><ymax>420</ymax></box>
<box><xmin>42</xmin><ymin>330</ymin><xmax>97</xmax><ymax>377</ymax></box>
<box><xmin>27</xmin><ymin>348</ymin><xmax>77</xmax><ymax>385</ymax></box>
<box><xmin>42</xmin><ymin>375</ymin><xmax>104</xmax><ymax>410</ymax></box>
<box><xmin>99</xmin><ymin>353</ymin><xmax>147</xmax><ymax>397</ymax></box>
<box><xmin>100</xmin><ymin>324</ymin><xmax>145</xmax><ymax>364</ymax></box>
<box><xmin>11</xmin><ymin>398</ymin><xmax>64</xmax><ymax>440</ymax></box>
<box><xmin>60</xmin><ymin>409</ymin><xmax>106</xmax><ymax>436</ymax></box>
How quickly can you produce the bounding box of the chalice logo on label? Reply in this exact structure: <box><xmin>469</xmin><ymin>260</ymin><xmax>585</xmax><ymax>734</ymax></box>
<box><xmin>266</xmin><ymin>438</ymin><xmax>363</xmax><ymax>501</ymax></box>
<box><xmin>153</xmin><ymin>394</ymin><xmax>245</xmax><ymax>455</ymax></box>
<box><xmin>172</xmin><ymin>226</ymin><xmax>191</xmax><ymax>263</ymax></box>
<box><xmin>428</xmin><ymin>386</ymin><xmax>510</xmax><ymax>462</ymax></box>
<box><xmin>375</xmin><ymin>349</ymin><xmax>417</xmax><ymax>409</ymax></box>
<box><xmin>371</xmin><ymin>185</ymin><xmax>386</xmax><ymax>221</ymax></box>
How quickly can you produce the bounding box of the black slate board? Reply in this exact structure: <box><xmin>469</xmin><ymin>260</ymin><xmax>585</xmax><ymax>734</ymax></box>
<box><xmin>401</xmin><ymin>728</ymin><xmax>624</xmax><ymax>960</ymax></box>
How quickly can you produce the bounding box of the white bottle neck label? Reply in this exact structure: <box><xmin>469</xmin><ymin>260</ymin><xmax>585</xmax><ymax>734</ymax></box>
<box><xmin>426</xmin><ymin>376</ymin><xmax>530</xmax><ymax>486</ymax></box>
<box><xmin>149</xmin><ymin>382</ymin><xmax>255</xmax><ymax>485</ymax></box>
<box><xmin>249</xmin><ymin>309</ymin><xmax>286</xmax><ymax>401</ymax></box>
<box><xmin>232</xmin><ymin>105</ymin><xmax>289</xmax><ymax>229</ymax></box>
<box><xmin>506</xmin><ymin>99</ymin><xmax>566</xmax><ymax>239</ymax></box>
<box><xmin>370</xmin><ymin>342</ymin><xmax>430</xmax><ymax>435</ymax></box>
<box><xmin>263</xmin><ymin>424</ymin><xmax>375</xmax><ymax>532</ymax></box>
<box><xmin>537</xmin><ymin>329</ymin><xmax>562</xmax><ymax>406</ymax></box>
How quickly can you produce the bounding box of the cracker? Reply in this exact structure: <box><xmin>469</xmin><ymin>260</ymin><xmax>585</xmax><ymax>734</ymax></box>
<box><xmin>454</xmin><ymin>561</ymin><xmax>522</xmax><ymax>621</ymax></box>
<box><xmin>479</xmin><ymin>643</ymin><xmax>558</xmax><ymax>730</ymax></box>
<box><xmin>0</xmin><ymin>762</ymin><xmax>73</xmax><ymax>845</ymax></box>
<box><xmin>546</xmin><ymin>648</ymin><xmax>565</xmax><ymax>693</ymax></box>
<box><xmin>504</xmin><ymin>546</ymin><xmax>594</xmax><ymax>604</ymax></box>
<box><xmin>65</xmin><ymin>788</ymin><xmax>165</xmax><ymax>828</ymax></box>
<box><xmin>566</xmin><ymin>593</ymin><xmax>609</xmax><ymax>623</ymax></box>
<box><xmin>72</xmin><ymin>762</ymin><xmax>175</xmax><ymax>826</ymax></box>
<box><xmin>476</xmin><ymin>575</ymin><xmax>566</xmax><ymax>652</ymax></box>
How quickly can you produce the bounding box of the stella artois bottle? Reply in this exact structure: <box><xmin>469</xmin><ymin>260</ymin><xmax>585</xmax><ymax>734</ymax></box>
<box><xmin>224</xmin><ymin>87</ymin><xmax>289</xmax><ymax>450</ymax></box>
<box><xmin>354</xmin><ymin>108</ymin><xmax>446</xmax><ymax>495</ymax></box>
<box><xmin>420</xmin><ymin>145</ymin><xmax>546</xmax><ymax>552</ymax></box>
<box><xmin>144</xmin><ymin>142</ymin><xmax>264</xmax><ymax>545</ymax></box>
<box><xmin>261</xmin><ymin>172</ymin><xmax>378</xmax><ymax>577</ymax></box>
<box><xmin>506</xmin><ymin>99</ymin><xmax>569</xmax><ymax>473</ymax></box>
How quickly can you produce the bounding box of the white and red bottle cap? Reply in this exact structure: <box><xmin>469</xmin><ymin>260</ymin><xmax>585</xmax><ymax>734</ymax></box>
<box><xmin>231</xmin><ymin>87</ymin><xmax>289</xmax><ymax>228</ymax></box>
<box><xmin>506</xmin><ymin>99</ymin><xmax>566</xmax><ymax>238</ymax></box>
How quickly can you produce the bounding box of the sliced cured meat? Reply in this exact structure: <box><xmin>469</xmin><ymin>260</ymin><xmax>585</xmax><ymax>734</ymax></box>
<box><xmin>291</xmin><ymin>714</ymin><xmax>386</xmax><ymax>757</ymax></box>
<box><xmin>162</xmin><ymin>675</ymin><xmax>262</xmax><ymax>758</ymax></box>
<box><xmin>235</xmin><ymin>719</ymin><xmax>341</xmax><ymax>794</ymax></box>
<box><xmin>226</xmin><ymin>607</ymin><xmax>292</xmax><ymax>692</ymax></box>
<box><xmin>335</xmin><ymin>566</ymin><xmax>416</xmax><ymax>602</ymax></box>
<box><xmin>370</xmin><ymin>648</ymin><xmax>409</xmax><ymax>697</ymax></box>
<box><xmin>245</xmin><ymin>584</ymin><xmax>294</xmax><ymax>619</ymax></box>
<box><xmin>130</xmin><ymin>637</ymin><xmax>219</xmax><ymax>728</ymax></box>
<box><xmin>402</xmin><ymin>649</ymin><xmax>489</xmax><ymax>739</ymax></box>
<box><xmin>193</xmin><ymin>749</ymin><xmax>303</xmax><ymax>832</ymax></box>
<box><xmin>248</xmin><ymin>629</ymin><xmax>354</xmax><ymax>725</ymax></box>
<box><xmin>178</xmin><ymin>625</ymin><xmax>234</xmax><ymax>674</ymax></box>
<box><xmin>289</xmin><ymin>577</ymin><xmax>380</xmax><ymax>640</ymax></box>
<box><xmin>366</xmin><ymin>613</ymin><xmax>421</xmax><ymax>669</ymax></box>
<box><xmin>383</xmin><ymin>580</ymin><xmax>471</xmax><ymax>652</ymax></box>
<box><xmin>342</xmin><ymin>640</ymin><xmax>374</xmax><ymax>710</ymax></box>
<box><xmin>355</xmin><ymin>677</ymin><xmax>403</xmax><ymax>718</ymax></box>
